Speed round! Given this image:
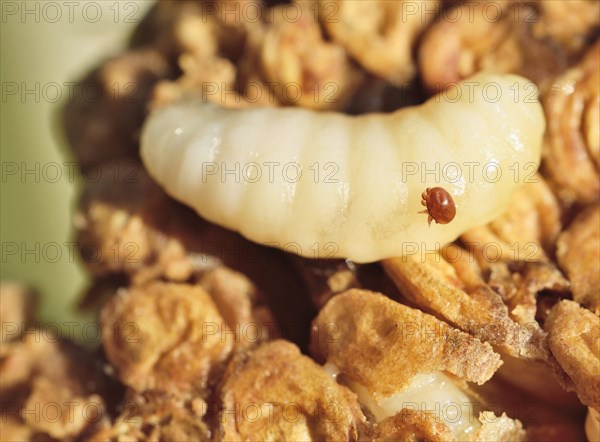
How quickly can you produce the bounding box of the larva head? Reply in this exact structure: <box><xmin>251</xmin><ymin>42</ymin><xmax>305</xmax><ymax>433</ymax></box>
<box><xmin>420</xmin><ymin>187</ymin><xmax>456</xmax><ymax>226</ymax></box>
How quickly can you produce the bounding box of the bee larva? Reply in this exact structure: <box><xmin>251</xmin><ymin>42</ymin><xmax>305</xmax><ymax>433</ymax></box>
<box><xmin>141</xmin><ymin>73</ymin><xmax>544</xmax><ymax>262</ymax></box>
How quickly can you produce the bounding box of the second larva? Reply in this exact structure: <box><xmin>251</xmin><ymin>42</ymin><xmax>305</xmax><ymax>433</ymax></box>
<box><xmin>141</xmin><ymin>73</ymin><xmax>545</xmax><ymax>263</ymax></box>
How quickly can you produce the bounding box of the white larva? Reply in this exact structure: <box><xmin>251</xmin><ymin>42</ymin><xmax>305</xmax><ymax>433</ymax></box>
<box><xmin>141</xmin><ymin>73</ymin><xmax>544</xmax><ymax>263</ymax></box>
<box><xmin>346</xmin><ymin>372</ymin><xmax>481</xmax><ymax>437</ymax></box>
<box><xmin>321</xmin><ymin>363</ymin><xmax>480</xmax><ymax>437</ymax></box>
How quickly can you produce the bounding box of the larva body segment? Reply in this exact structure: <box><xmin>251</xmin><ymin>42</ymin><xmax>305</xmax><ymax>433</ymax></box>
<box><xmin>141</xmin><ymin>73</ymin><xmax>544</xmax><ymax>262</ymax></box>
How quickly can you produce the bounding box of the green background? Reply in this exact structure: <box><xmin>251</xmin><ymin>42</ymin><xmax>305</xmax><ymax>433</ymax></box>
<box><xmin>1</xmin><ymin>1</ymin><xmax>153</xmax><ymax>332</ymax></box>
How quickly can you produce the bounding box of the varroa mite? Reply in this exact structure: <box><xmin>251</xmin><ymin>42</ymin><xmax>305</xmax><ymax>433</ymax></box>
<box><xmin>420</xmin><ymin>187</ymin><xmax>456</xmax><ymax>226</ymax></box>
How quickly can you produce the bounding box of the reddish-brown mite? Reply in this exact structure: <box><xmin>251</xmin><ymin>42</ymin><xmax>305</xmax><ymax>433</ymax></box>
<box><xmin>419</xmin><ymin>187</ymin><xmax>456</xmax><ymax>226</ymax></box>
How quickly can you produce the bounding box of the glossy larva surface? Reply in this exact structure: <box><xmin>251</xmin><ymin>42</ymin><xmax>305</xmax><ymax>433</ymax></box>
<box><xmin>348</xmin><ymin>372</ymin><xmax>481</xmax><ymax>437</ymax></box>
<box><xmin>141</xmin><ymin>73</ymin><xmax>544</xmax><ymax>262</ymax></box>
